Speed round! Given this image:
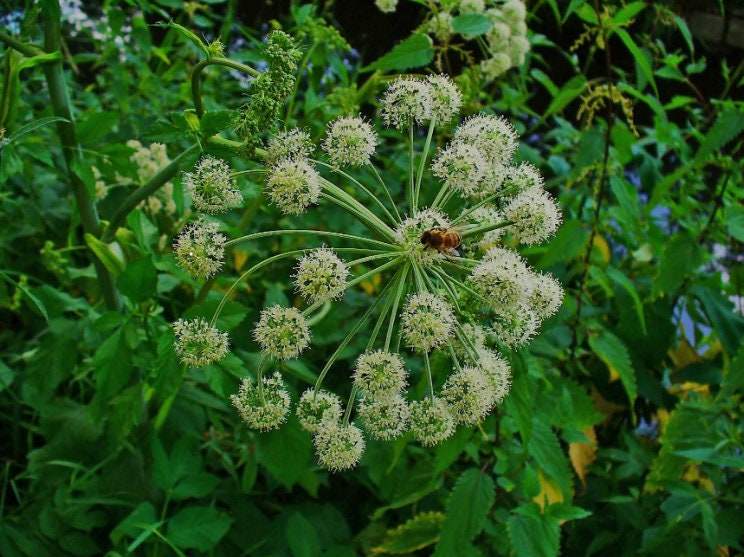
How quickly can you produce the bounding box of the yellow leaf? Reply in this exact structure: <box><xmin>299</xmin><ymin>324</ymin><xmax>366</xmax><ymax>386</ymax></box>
<box><xmin>593</xmin><ymin>234</ymin><xmax>611</xmax><ymax>264</ymax></box>
<box><xmin>569</xmin><ymin>427</ymin><xmax>598</xmax><ymax>490</ymax></box>
<box><xmin>591</xmin><ymin>387</ymin><xmax>626</xmax><ymax>418</ymax></box>
<box><xmin>682</xmin><ymin>463</ymin><xmax>715</xmax><ymax>494</ymax></box>
<box><xmin>233</xmin><ymin>249</ymin><xmax>249</xmax><ymax>271</ymax></box>
<box><xmin>533</xmin><ymin>470</ymin><xmax>564</xmax><ymax>510</ymax></box>
<box><xmin>668</xmin><ymin>381</ymin><xmax>710</xmax><ymax>397</ymax></box>
<box><xmin>359</xmin><ymin>271</ymin><xmax>382</xmax><ymax>295</ymax></box>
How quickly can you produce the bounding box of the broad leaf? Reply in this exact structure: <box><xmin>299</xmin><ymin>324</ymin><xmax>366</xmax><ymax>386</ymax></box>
<box><xmin>362</xmin><ymin>34</ymin><xmax>434</xmax><ymax>72</ymax></box>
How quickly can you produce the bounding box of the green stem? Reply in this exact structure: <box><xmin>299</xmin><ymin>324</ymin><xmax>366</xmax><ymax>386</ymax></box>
<box><xmin>408</xmin><ymin>126</ymin><xmax>415</xmax><ymax>211</ymax></box>
<box><xmin>0</xmin><ymin>29</ymin><xmax>44</xmax><ymax>57</ymax></box>
<box><xmin>284</xmin><ymin>43</ymin><xmax>317</xmax><ymax>123</ymax></box>
<box><xmin>414</xmin><ymin>119</ymin><xmax>436</xmax><ymax>208</ymax></box>
<box><xmin>225</xmin><ymin>228</ymin><xmax>394</xmax><ymax>249</ymax></box>
<box><xmin>368</xmin><ymin>164</ymin><xmax>402</xmax><ymax>222</ymax></box>
<box><xmin>320</xmin><ymin>179</ymin><xmax>397</xmax><ymax>242</ymax></box>
<box><xmin>191</xmin><ymin>57</ymin><xmax>261</xmax><ymax>118</ymax></box>
<box><xmin>210</xmin><ymin>249</ymin><xmax>308</xmax><ymax>327</ymax></box>
<box><xmin>313</xmin><ymin>280</ymin><xmax>395</xmax><ymax>392</ymax></box>
<box><xmin>423</xmin><ymin>351</ymin><xmax>435</xmax><ymax>398</ymax></box>
<box><xmin>384</xmin><ymin>263</ymin><xmax>410</xmax><ymax>350</ymax></box>
<box><xmin>101</xmin><ymin>143</ymin><xmax>201</xmax><ymax>243</ymax></box>
<box><xmin>102</xmin><ymin>143</ymin><xmax>202</xmax><ymax>243</ymax></box>
<box><xmin>342</xmin><ymin>386</ymin><xmax>358</xmax><ymax>426</ymax></box>
<box><xmin>313</xmin><ymin>159</ymin><xmax>398</xmax><ymax>226</ymax></box>
<box><xmin>460</xmin><ymin>220</ymin><xmax>514</xmax><ymax>240</ymax></box>
<box><xmin>40</xmin><ymin>3</ymin><xmax>119</xmax><ymax>309</ymax></box>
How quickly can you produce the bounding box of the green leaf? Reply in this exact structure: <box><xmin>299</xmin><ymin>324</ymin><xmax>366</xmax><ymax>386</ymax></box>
<box><xmin>362</xmin><ymin>34</ymin><xmax>434</xmax><ymax>72</ymax></box>
<box><xmin>651</xmin><ymin>107</ymin><xmax>744</xmax><ymax>207</ymax></box>
<box><xmin>451</xmin><ymin>14</ymin><xmax>492</xmax><ymax>36</ymax></box>
<box><xmin>255</xmin><ymin>415</ymin><xmax>313</xmax><ymax>490</ymax></box>
<box><xmin>200</xmin><ymin>110</ymin><xmax>237</xmax><ymax>135</ymax></box>
<box><xmin>0</xmin><ymin>271</ymin><xmax>48</xmax><ymax>321</ymax></box>
<box><xmin>84</xmin><ymin>234</ymin><xmax>126</xmax><ymax>276</ymax></box>
<box><xmin>588</xmin><ymin>328</ymin><xmax>637</xmax><ymax>406</ymax></box>
<box><xmin>6</xmin><ymin>116</ymin><xmax>68</xmax><ymax>145</ymax></box>
<box><xmin>111</xmin><ymin>502</ymin><xmax>158</xmax><ymax>546</ymax></box>
<box><xmin>433</xmin><ymin>469</ymin><xmax>495</xmax><ymax>557</ymax></box>
<box><xmin>166</xmin><ymin>506</ymin><xmax>232</xmax><ymax>551</ymax></box>
<box><xmin>606</xmin><ymin>267</ymin><xmax>646</xmax><ymax>334</ymax></box>
<box><xmin>541</xmin><ymin>75</ymin><xmax>586</xmax><ymax>121</ymax></box>
<box><xmin>507</xmin><ymin>504</ymin><xmax>561</xmax><ymax>557</ymax></box>
<box><xmin>725</xmin><ymin>205</ymin><xmax>744</xmax><ymax>241</ymax></box>
<box><xmin>116</xmin><ymin>258</ymin><xmax>158</xmax><ymax>303</ymax></box>
<box><xmin>536</xmin><ymin>220</ymin><xmax>589</xmax><ymax>269</ymax></box>
<box><xmin>692</xmin><ymin>286</ymin><xmax>744</xmax><ymax>356</ymax></box>
<box><xmin>287</xmin><ymin>513</ymin><xmax>322</xmax><ymax>557</ymax></box>
<box><xmin>652</xmin><ymin>230</ymin><xmax>704</xmax><ymax>298</ymax></box>
<box><xmin>613</xmin><ymin>27</ymin><xmax>658</xmax><ymax>96</ymax></box>
<box><xmin>77</xmin><ymin>111</ymin><xmax>121</xmax><ymax>144</ymax></box>
<box><xmin>92</xmin><ymin>327</ymin><xmax>134</xmax><ymax>405</ymax></box>
<box><xmin>374</xmin><ymin>512</ymin><xmax>445</xmax><ymax>554</ymax></box>
<box><xmin>527</xmin><ymin>420</ymin><xmax>572</xmax><ymax>499</ymax></box>
<box><xmin>171</xmin><ymin>472</ymin><xmax>221</xmax><ymax>501</ymax></box>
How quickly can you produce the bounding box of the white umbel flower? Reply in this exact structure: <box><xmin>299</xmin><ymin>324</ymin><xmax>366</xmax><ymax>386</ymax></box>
<box><xmin>469</xmin><ymin>247</ymin><xmax>533</xmax><ymax>312</ymax></box>
<box><xmin>431</xmin><ymin>140</ymin><xmax>488</xmax><ymax>196</ymax></box>
<box><xmin>409</xmin><ymin>396</ymin><xmax>455</xmax><ymax>446</ymax></box>
<box><xmin>296</xmin><ymin>388</ymin><xmax>344</xmax><ymax>434</ymax></box>
<box><xmin>454</xmin><ymin>114</ymin><xmax>518</xmax><ymax>166</ymax></box>
<box><xmin>230</xmin><ymin>372</ymin><xmax>291</xmax><ymax>431</ymax></box>
<box><xmin>441</xmin><ymin>366</ymin><xmax>497</xmax><ymax>425</ymax></box>
<box><xmin>379</xmin><ymin>77</ymin><xmax>433</xmax><ymax>129</ymax></box>
<box><xmin>253</xmin><ymin>305</ymin><xmax>311</xmax><ymax>360</ymax></box>
<box><xmin>314</xmin><ymin>421</ymin><xmax>365</xmax><ymax>471</ymax></box>
<box><xmin>265</xmin><ymin>128</ymin><xmax>314</xmax><ymax>167</ymax></box>
<box><xmin>322</xmin><ymin>116</ymin><xmax>378</xmax><ymax>167</ymax></box>
<box><xmin>173</xmin><ymin>217</ymin><xmax>226</xmax><ymax>280</ymax></box>
<box><xmin>358</xmin><ymin>393</ymin><xmax>410</xmax><ymax>440</ymax></box>
<box><xmin>353</xmin><ymin>350</ymin><xmax>408</xmax><ymax>397</ymax></box>
<box><xmin>294</xmin><ymin>247</ymin><xmax>350</xmax><ymax>304</ymax></box>
<box><xmin>173</xmin><ymin>317</ymin><xmax>229</xmax><ymax>367</ymax></box>
<box><xmin>400</xmin><ymin>292</ymin><xmax>456</xmax><ymax>352</ymax></box>
<box><xmin>184</xmin><ymin>156</ymin><xmax>242</xmax><ymax>214</ymax></box>
<box><xmin>502</xmin><ymin>186</ymin><xmax>561</xmax><ymax>245</ymax></box>
<box><xmin>265</xmin><ymin>158</ymin><xmax>321</xmax><ymax>215</ymax></box>
<box><xmin>426</xmin><ymin>75</ymin><xmax>463</xmax><ymax>124</ymax></box>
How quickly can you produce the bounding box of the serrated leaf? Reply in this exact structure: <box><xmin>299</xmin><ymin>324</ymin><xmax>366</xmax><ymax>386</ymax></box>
<box><xmin>652</xmin><ymin>230</ymin><xmax>704</xmax><ymax>298</ymax></box>
<box><xmin>536</xmin><ymin>220</ymin><xmax>589</xmax><ymax>269</ymax></box>
<box><xmin>651</xmin><ymin>106</ymin><xmax>744</xmax><ymax>207</ymax></box>
<box><xmin>362</xmin><ymin>34</ymin><xmax>434</xmax><ymax>72</ymax></box>
<box><xmin>166</xmin><ymin>506</ymin><xmax>232</xmax><ymax>551</ymax></box>
<box><xmin>692</xmin><ymin>286</ymin><xmax>744</xmax><ymax>356</ymax></box>
<box><xmin>255</xmin><ymin>415</ymin><xmax>313</xmax><ymax>490</ymax></box>
<box><xmin>433</xmin><ymin>469</ymin><xmax>494</xmax><ymax>557</ymax></box>
<box><xmin>372</xmin><ymin>512</ymin><xmax>445</xmax><ymax>554</ymax></box>
<box><xmin>569</xmin><ymin>426</ymin><xmax>597</xmax><ymax>489</ymax></box>
<box><xmin>116</xmin><ymin>258</ymin><xmax>158</xmax><ymax>303</ymax></box>
<box><xmin>614</xmin><ymin>27</ymin><xmax>658</xmax><ymax>96</ymax></box>
<box><xmin>287</xmin><ymin>513</ymin><xmax>321</xmax><ymax>557</ymax></box>
<box><xmin>200</xmin><ymin>110</ymin><xmax>236</xmax><ymax>135</ymax></box>
<box><xmin>606</xmin><ymin>267</ymin><xmax>646</xmax><ymax>334</ymax></box>
<box><xmin>140</xmin><ymin>114</ymin><xmax>191</xmax><ymax>143</ymax></box>
<box><xmin>588</xmin><ymin>328</ymin><xmax>637</xmax><ymax>406</ymax></box>
<box><xmin>451</xmin><ymin>14</ymin><xmax>492</xmax><ymax>36</ymax></box>
<box><xmin>528</xmin><ymin>421</ymin><xmax>573</xmax><ymax>499</ymax></box>
<box><xmin>507</xmin><ymin>504</ymin><xmax>560</xmax><ymax>557</ymax></box>
<box><xmin>725</xmin><ymin>205</ymin><xmax>744</xmax><ymax>242</ymax></box>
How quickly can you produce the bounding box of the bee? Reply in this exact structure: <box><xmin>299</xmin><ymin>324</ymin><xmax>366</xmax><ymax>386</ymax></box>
<box><xmin>420</xmin><ymin>226</ymin><xmax>462</xmax><ymax>257</ymax></box>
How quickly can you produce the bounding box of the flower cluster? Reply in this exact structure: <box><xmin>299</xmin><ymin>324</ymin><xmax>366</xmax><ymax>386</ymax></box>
<box><xmin>172</xmin><ymin>74</ymin><xmax>563</xmax><ymax>471</ymax></box>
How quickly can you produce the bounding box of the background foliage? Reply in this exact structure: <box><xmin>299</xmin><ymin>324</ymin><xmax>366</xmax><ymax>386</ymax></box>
<box><xmin>1</xmin><ymin>0</ymin><xmax>743</xmax><ymax>555</ymax></box>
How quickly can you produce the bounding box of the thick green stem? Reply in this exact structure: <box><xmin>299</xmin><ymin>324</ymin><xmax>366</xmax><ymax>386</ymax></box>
<box><xmin>191</xmin><ymin>57</ymin><xmax>261</xmax><ymax>117</ymax></box>
<box><xmin>40</xmin><ymin>3</ymin><xmax>119</xmax><ymax>309</ymax></box>
<box><xmin>102</xmin><ymin>143</ymin><xmax>202</xmax><ymax>243</ymax></box>
<box><xmin>0</xmin><ymin>29</ymin><xmax>44</xmax><ymax>57</ymax></box>
<box><xmin>368</xmin><ymin>164</ymin><xmax>402</xmax><ymax>222</ymax></box>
